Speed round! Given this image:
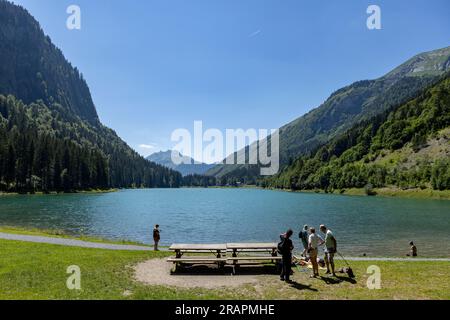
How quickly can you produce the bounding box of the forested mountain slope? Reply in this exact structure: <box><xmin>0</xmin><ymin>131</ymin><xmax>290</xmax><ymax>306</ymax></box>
<box><xmin>265</xmin><ymin>73</ymin><xmax>450</xmax><ymax>192</ymax></box>
<box><xmin>0</xmin><ymin>1</ymin><xmax>181</xmax><ymax>192</ymax></box>
<box><xmin>207</xmin><ymin>46</ymin><xmax>450</xmax><ymax>184</ymax></box>
<box><xmin>0</xmin><ymin>0</ymin><xmax>98</xmax><ymax>123</ymax></box>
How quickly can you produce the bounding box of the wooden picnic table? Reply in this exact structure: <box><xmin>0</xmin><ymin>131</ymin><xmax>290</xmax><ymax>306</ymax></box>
<box><xmin>226</xmin><ymin>243</ymin><xmax>278</xmax><ymax>257</ymax></box>
<box><xmin>168</xmin><ymin>242</ymin><xmax>281</xmax><ymax>274</ymax></box>
<box><xmin>169</xmin><ymin>243</ymin><xmax>227</xmax><ymax>258</ymax></box>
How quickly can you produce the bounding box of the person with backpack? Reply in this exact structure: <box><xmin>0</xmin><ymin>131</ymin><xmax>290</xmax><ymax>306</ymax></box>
<box><xmin>299</xmin><ymin>225</ymin><xmax>309</xmax><ymax>258</ymax></box>
<box><xmin>153</xmin><ymin>224</ymin><xmax>160</xmax><ymax>251</ymax></box>
<box><xmin>279</xmin><ymin>229</ymin><xmax>294</xmax><ymax>282</ymax></box>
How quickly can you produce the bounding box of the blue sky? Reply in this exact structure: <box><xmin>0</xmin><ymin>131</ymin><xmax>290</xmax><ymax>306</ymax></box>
<box><xmin>12</xmin><ymin>0</ymin><xmax>450</xmax><ymax>161</ymax></box>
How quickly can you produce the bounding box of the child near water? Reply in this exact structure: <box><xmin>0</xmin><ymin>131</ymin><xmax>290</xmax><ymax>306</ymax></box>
<box><xmin>407</xmin><ymin>241</ymin><xmax>417</xmax><ymax>257</ymax></box>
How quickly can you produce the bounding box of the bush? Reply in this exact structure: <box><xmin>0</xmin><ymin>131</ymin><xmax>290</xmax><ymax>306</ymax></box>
<box><xmin>364</xmin><ymin>183</ymin><xmax>377</xmax><ymax>196</ymax></box>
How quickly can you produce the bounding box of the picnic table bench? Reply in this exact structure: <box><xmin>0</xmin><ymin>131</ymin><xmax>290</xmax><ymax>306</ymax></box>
<box><xmin>169</xmin><ymin>243</ymin><xmax>227</xmax><ymax>258</ymax></box>
<box><xmin>226</xmin><ymin>243</ymin><xmax>280</xmax><ymax>274</ymax></box>
<box><xmin>227</xmin><ymin>243</ymin><xmax>278</xmax><ymax>257</ymax></box>
<box><xmin>168</xmin><ymin>244</ymin><xmax>227</xmax><ymax>272</ymax></box>
<box><xmin>168</xmin><ymin>243</ymin><xmax>281</xmax><ymax>274</ymax></box>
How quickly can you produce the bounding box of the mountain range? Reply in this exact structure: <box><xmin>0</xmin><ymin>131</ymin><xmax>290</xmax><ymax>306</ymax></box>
<box><xmin>0</xmin><ymin>0</ymin><xmax>448</xmax><ymax>194</ymax></box>
<box><xmin>206</xmin><ymin>46</ymin><xmax>450</xmax><ymax>184</ymax></box>
<box><xmin>146</xmin><ymin>151</ymin><xmax>214</xmax><ymax>176</ymax></box>
<box><xmin>266</xmin><ymin>72</ymin><xmax>450</xmax><ymax>192</ymax></box>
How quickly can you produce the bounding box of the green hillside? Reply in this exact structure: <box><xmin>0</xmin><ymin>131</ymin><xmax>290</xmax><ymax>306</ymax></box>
<box><xmin>0</xmin><ymin>1</ymin><xmax>181</xmax><ymax>192</ymax></box>
<box><xmin>0</xmin><ymin>1</ymin><xmax>98</xmax><ymax>123</ymax></box>
<box><xmin>207</xmin><ymin>46</ymin><xmax>450</xmax><ymax>184</ymax></box>
<box><xmin>265</xmin><ymin>73</ymin><xmax>450</xmax><ymax>193</ymax></box>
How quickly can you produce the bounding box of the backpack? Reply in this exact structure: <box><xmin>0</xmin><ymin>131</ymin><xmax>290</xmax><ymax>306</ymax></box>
<box><xmin>277</xmin><ymin>237</ymin><xmax>286</xmax><ymax>255</ymax></box>
<box><xmin>299</xmin><ymin>231</ymin><xmax>305</xmax><ymax>241</ymax></box>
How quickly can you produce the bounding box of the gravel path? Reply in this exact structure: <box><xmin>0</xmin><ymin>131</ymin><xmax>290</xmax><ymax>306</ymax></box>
<box><xmin>0</xmin><ymin>232</ymin><xmax>152</xmax><ymax>251</ymax></box>
<box><xmin>1</xmin><ymin>232</ymin><xmax>449</xmax><ymax>261</ymax></box>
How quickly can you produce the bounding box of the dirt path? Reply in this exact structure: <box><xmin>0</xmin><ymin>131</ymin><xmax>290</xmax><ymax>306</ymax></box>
<box><xmin>134</xmin><ymin>259</ymin><xmax>261</xmax><ymax>289</ymax></box>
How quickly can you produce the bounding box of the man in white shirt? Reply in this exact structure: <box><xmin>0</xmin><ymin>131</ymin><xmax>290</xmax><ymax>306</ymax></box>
<box><xmin>308</xmin><ymin>227</ymin><xmax>323</xmax><ymax>277</ymax></box>
<box><xmin>320</xmin><ymin>224</ymin><xmax>337</xmax><ymax>276</ymax></box>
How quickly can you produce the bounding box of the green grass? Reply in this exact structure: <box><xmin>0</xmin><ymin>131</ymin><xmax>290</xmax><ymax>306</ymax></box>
<box><xmin>337</xmin><ymin>187</ymin><xmax>450</xmax><ymax>200</ymax></box>
<box><xmin>281</xmin><ymin>187</ymin><xmax>450</xmax><ymax>200</ymax></box>
<box><xmin>0</xmin><ymin>237</ymin><xmax>448</xmax><ymax>300</ymax></box>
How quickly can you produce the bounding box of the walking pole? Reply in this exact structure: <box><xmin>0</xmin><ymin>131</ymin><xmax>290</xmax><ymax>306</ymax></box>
<box><xmin>337</xmin><ymin>250</ymin><xmax>351</xmax><ymax>267</ymax></box>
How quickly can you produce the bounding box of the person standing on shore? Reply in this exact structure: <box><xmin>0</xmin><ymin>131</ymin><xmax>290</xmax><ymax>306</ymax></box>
<box><xmin>153</xmin><ymin>224</ymin><xmax>160</xmax><ymax>251</ymax></box>
<box><xmin>299</xmin><ymin>225</ymin><xmax>309</xmax><ymax>258</ymax></box>
<box><xmin>279</xmin><ymin>229</ymin><xmax>294</xmax><ymax>282</ymax></box>
<box><xmin>320</xmin><ymin>224</ymin><xmax>337</xmax><ymax>276</ymax></box>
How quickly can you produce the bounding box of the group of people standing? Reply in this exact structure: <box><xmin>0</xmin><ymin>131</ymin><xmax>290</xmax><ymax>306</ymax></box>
<box><xmin>279</xmin><ymin>224</ymin><xmax>337</xmax><ymax>282</ymax></box>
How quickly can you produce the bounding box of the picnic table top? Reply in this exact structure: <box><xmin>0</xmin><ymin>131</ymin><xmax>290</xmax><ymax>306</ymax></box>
<box><xmin>226</xmin><ymin>243</ymin><xmax>277</xmax><ymax>250</ymax></box>
<box><xmin>169</xmin><ymin>243</ymin><xmax>227</xmax><ymax>251</ymax></box>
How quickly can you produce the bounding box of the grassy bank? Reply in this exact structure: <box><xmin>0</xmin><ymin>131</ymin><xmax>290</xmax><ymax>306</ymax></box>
<box><xmin>0</xmin><ymin>226</ymin><xmax>146</xmax><ymax>246</ymax></box>
<box><xmin>266</xmin><ymin>187</ymin><xmax>450</xmax><ymax>200</ymax></box>
<box><xmin>216</xmin><ymin>185</ymin><xmax>450</xmax><ymax>200</ymax></box>
<box><xmin>0</xmin><ymin>189</ymin><xmax>118</xmax><ymax>196</ymax></box>
<box><xmin>334</xmin><ymin>187</ymin><xmax>450</xmax><ymax>200</ymax></box>
<box><xmin>3</xmin><ymin>186</ymin><xmax>448</xmax><ymax>200</ymax></box>
<box><xmin>0</xmin><ymin>235</ymin><xmax>448</xmax><ymax>299</ymax></box>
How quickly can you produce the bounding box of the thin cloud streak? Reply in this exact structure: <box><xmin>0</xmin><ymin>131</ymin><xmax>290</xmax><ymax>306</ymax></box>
<box><xmin>248</xmin><ymin>29</ymin><xmax>261</xmax><ymax>38</ymax></box>
<box><xmin>139</xmin><ymin>143</ymin><xmax>156</xmax><ymax>149</ymax></box>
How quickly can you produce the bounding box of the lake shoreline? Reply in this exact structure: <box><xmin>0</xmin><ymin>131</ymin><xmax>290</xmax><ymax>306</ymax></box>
<box><xmin>183</xmin><ymin>185</ymin><xmax>450</xmax><ymax>200</ymax></box>
<box><xmin>2</xmin><ymin>185</ymin><xmax>448</xmax><ymax>200</ymax></box>
<box><xmin>257</xmin><ymin>186</ymin><xmax>450</xmax><ymax>200</ymax></box>
<box><xmin>2</xmin><ymin>188</ymin><xmax>449</xmax><ymax>257</ymax></box>
<box><xmin>1</xmin><ymin>226</ymin><xmax>449</xmax><ymax>259</ymax></box>
<box><xmin>0</xmin><ymin>188</ymin><xmax>118</xmax><ymax>196</ymax></box>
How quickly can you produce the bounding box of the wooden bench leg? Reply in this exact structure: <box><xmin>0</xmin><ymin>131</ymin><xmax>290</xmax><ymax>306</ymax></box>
<box><xmin>271</xmin><ymin>248</ymin><xmax>277</xmax><ymax>257</ymax></box>
<box><xmin>170</xmin><ymin>262</ymin><xmax>178</xmax><ymax>274</ymax></box>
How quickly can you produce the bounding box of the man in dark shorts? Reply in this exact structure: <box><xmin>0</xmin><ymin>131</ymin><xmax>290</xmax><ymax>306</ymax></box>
<box><xmin>279</xmin><ymin>229</ymin><xmax>294</xmax><ymax>282</ymax></box>
<box><xmin>153</xmin><ymin>224</ymin><xmax>160</xmax><ymax>251</ymax></box>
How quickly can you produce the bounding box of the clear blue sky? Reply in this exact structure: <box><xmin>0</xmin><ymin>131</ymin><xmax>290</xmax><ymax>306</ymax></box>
<box><xmin>12</xmin><ymin>0</ymin><xmax>450</xmax><ymax>160</ymax></box>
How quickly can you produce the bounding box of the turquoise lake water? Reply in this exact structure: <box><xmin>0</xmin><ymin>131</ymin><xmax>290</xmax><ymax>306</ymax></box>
<box><xmin>0</xmin><ymin>188</ymin><xmax>449</xmax><ymax>257</ymax></box>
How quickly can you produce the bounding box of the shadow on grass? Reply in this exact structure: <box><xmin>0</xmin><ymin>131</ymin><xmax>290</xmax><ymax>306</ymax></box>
<box><xmin>288</xmin><ymin>280</ymin><xmax>318</xmax><ymax>292</ymax></box>
<box><xmin>319</xmin><ymin>275</ymin><xmax>357</xmax><ymax>285</ymax></box>
<box><xmin>171</xmin><ymin>264</ymin><xmax>279</xmax><ymax>276</ymax></box>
